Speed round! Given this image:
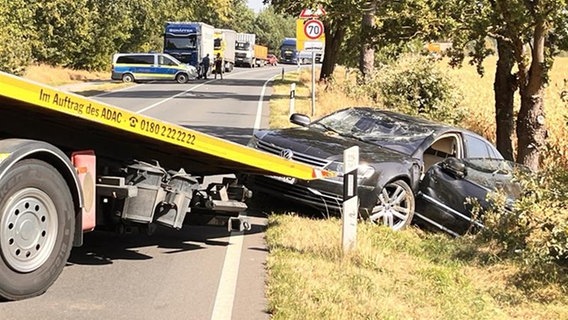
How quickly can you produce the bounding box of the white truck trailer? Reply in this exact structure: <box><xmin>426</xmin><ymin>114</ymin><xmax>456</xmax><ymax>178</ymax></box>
<box><xmin>214</xmin><ymin>28</ymin><xmax>237</xmax><ymax>72</ymax></box>
<box><xmin>235</xmin><ymin>33</ymin><xmax>257</xmax><ymax>68</ymax></box>
<box><xmin>0</xmin><ymin>71</ymin><xmax>332</xmax><ymax>300</ymax></box>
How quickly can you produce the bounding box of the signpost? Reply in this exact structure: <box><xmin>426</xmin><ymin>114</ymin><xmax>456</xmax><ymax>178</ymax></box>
<box><xmin>342</xmin><ymin>146</ymin><xmax>359</xmax><ymax>253</ymax></box>
<box><xmin>296</xmin><ymin>8</ymin><xmax>325</xmax><ymax>116</ymax></box>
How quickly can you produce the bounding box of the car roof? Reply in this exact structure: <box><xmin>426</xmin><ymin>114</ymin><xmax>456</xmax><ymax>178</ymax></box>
<box><xmin>331</xmin><ymin>107</ymin><xmax>491</xmax><ymax>155</ymax></box>
<box><xmin>340</xmin><ymin>107</ymin><xmax>456</xmax><ymax>133</ymax></box>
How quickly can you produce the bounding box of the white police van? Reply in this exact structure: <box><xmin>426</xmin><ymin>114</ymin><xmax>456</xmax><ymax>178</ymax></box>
<box><xmin>111</xmin><ymin>53</ymin><xmax>197</xmax><ymax>83</ymax></box>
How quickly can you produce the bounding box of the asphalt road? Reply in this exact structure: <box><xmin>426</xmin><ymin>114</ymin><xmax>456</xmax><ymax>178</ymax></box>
<box><xmin>0</xmin><ymin>65</ymin><xmax>300</xmax><ymax>320</ymax></box>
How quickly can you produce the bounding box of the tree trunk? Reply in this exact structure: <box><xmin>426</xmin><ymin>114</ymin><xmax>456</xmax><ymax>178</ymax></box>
<box><xmin>515</xmin><ymin>23</ymin><xmax>547</xmax><ymax>171</ymax></box>
<box><xmin>319</xmin><ymin>20</ymin><xmax>346</xmax><ymax>82</ymax></box>
<box><xmin>516</xmin><ymin>88</ymin><xmax>546</xmax><ymax>170</ymax></box>
<box><xmin>493</xmin><ymin>39</ymin><xmax>516</xmax><ymax>161</ymax></box>
<box><xmin>358</xmin><ymin>1</ymin><xmax>376</xmax><ymax>80</ymax></box>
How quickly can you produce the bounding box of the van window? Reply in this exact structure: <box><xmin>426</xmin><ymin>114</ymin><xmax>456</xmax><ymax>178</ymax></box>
<box><xmin>116</xmin><ymin>55</ymin><xmax>154</xmax><ymax>65</ymax></box>
<box><xmin>159</xmin><ymin>55</ymin><xmax>177</xmax><ymax>66</ymax></box>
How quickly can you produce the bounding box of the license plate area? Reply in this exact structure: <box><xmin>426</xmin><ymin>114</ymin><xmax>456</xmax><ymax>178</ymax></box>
<box><xmin>266</xmin><ymin>175</ymin><xmax>296</xmax><ymax>184</ymax></box>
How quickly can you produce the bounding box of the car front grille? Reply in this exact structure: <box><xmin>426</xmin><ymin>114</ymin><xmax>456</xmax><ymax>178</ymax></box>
<box><xmin>256</xmin><ymin>140</ymin><xmax>332</xmax><ymax>168</ymax></box>
<box><xmin>253</xmin><ymin>176</ymin><xmax>343</xmax><ymax>213</ymax></box>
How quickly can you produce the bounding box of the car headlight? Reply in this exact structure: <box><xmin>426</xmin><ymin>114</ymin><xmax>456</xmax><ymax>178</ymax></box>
<box><xmin>358</xmin><ymin>165</ymin><xmax>375</xmax><ymax>180</ymax></box>
<box><xmin>325</xmin><ymin>162</ymin><xmax>375</xmax><ymax>181</ymax></box>
<box><xmin>186</xmin><ymin>65</ymin><xmax>197</xmax><ymax>76</ymax></box>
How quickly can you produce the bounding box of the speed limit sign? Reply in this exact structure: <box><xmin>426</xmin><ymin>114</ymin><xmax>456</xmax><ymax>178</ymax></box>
<box><xmin>303</xmin><ymin>19</ymin><xmax>324</xmax><ymax>40</ymax></box>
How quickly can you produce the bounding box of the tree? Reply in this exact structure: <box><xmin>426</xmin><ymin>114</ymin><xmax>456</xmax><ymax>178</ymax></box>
<box><xmin>447</xmin><ymin>0</ymin><xmax>568</xmax><ymax>170</ymax></box>
<box><xmin>252</xmin><ymin>7</ymin><xmax>296</xmax><ymax>52</ymax></box>
<box><xmin>0</xmin><ymin>0</ymin><xmax>34</xmax><ymax>75</ymax></box>
<box><xmin>359</xmin><ymin>0</ymin><xmax>376</xmax><ymax>79</ymax></box>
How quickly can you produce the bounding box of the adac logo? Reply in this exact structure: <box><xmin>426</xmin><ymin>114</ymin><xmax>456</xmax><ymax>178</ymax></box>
<box><xmin>129</xmin><ymin>116</ymin><xmax>138</xmax><ymax>128</ymax></box>
<box><xmin>280</xmin><ymin>149</ymin><xmax>294</xmax><ymax>160</ymax></box>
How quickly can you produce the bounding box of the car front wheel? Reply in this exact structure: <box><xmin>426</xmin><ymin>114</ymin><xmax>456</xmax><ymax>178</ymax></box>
<box><xmin>176</xmin><ymin>73</ymin><xmax>188</xmax><ymax>84</ymax></box>
<box><xmin>368</xmin><ymin>180</ymin><xmax>415</xmax><ymax>231</ymax></box>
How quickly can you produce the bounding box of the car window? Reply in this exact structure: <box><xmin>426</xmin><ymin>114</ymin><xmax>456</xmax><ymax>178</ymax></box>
<box><xmin>116</xmin><ymin>55</ymin><xmax>154</xmax><ymax>65</ymax></box>
<box><xmin>463</xmin><ymin>134</ymin><xmax>501</xmax><ymax>159</ymax></box>
<box><xmin>159</xmin><ymin>55</ymin><xmax>177</xmax><ymax>66</ymax></box>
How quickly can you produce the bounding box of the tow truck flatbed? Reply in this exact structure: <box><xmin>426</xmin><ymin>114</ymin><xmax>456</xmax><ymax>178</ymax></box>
<box><xmin>0</xmin><ymin>71</ymin><xmax>329</xmax><ymax>179</ymax></box>
<box><xmin>0</xmin><ymin>71</ymin><xmax>333</xmax><ymax>301</ymax></box>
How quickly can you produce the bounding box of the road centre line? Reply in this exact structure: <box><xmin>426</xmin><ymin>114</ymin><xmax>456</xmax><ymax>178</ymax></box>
<box><xmin>135</xmin><ymin>68</ymin><xmax>280</xmax><ymax>115</ymax></box>
<box><xmin>135</xmin><ymin>80</ymin><xmax>214</xmax><ymax>114</ymax></box>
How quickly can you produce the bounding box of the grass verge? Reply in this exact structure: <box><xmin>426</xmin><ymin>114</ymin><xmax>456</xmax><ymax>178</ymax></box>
<box><xmin>266</xmin><ymin>215</ymin><xmax>568</xmax><ymax>320</ymax></box>
<box><xmin>23</xmin><ymin>63</ymin><xmax>132</xmax><ymax>95</ymax></box>
<box><xmin>264</xmin><ymin>60</ymin><xmax>568</xmax><ymax>319</ymax></box>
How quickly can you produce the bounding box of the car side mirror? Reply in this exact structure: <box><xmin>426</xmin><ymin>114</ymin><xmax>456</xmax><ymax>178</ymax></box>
<box><xmin>290</xmin><ymin>113</ymin><xmax>311</xmax><ymax>127</ymax></box>
<box><xmin>440</xmin><ymin>157</ymin><xmax>466</xmax><ymax>179</ymax></box>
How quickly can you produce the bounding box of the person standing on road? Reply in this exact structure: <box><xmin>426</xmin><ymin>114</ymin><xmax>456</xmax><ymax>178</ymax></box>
<box><xmin>214</xmin><ymin>53</ymin><xmax>223</xmax><ymax>80</ymax></box>
<box><xmin>201</xmin><ymin>54</ymin><xmax>210</xmax><ymax>79</ymax></box>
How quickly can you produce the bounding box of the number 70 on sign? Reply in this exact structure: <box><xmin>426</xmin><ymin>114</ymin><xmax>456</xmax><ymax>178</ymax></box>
<box><xmin>304</xmin><ymin>19</ymin><xmax>324</xmax><ymax>39</ymax></box>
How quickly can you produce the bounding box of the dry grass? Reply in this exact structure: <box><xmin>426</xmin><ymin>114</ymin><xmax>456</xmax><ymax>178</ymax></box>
<box><xmin>266</xmin><ymin>57</ymin><xmax>568</xmax><ymax>319</ymax></box>
<box><xmin>22</xmin><ymin>64</ymin><xmax>131</xmax><ymax>95</ymax></box>
<box><xmin>23</xmin><ymin>64</ymin><xmax>110</xmax><ymax>85</ymax></box>
<box><xmin>266</xmin><ymin>215</ymin><xmax>568</xmax><ymax>320</ymax></box>
<box><xmin>269</xmin><ymin>66</ymin><xmax>373</xmax><ymax>128</ymax></box>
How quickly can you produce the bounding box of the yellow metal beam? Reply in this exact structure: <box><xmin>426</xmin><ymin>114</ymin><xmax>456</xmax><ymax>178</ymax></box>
<box><xmin>0</xmin><ymin>72</ymin><xmax>334</xmax><ymax>180</ymax></box>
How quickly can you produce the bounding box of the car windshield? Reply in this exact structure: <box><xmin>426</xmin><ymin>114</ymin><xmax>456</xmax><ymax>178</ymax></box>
<box><xmin>236</xmin><ymin>42</ymin><xmax>250</xmax><ymax>50</ymax></box>
<box><xmin>312</xmin><ymin>108</ymin><xmax>434</xmax><ymax>153</ymax></box>
<box><xmin>165</xmin><ymin>35</ymin><xmax>197</xmax><ymax>50</ymax></box>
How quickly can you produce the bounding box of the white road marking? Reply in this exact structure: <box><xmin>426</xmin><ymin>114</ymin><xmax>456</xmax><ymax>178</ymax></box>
<box><xmin>210</xmin><ymin>73</ymin><xmax>275</xmax><ymax>320</ymax></box>
<box><xmin>253</xmin><ymin>75</ymin><xmax>278</xmax><ymax>134</ymax></box>
<box><xmin>136</xmin><ymin>80</ymin><xmax>215</xmax><ymax>114</ymax></box>
<box><xmin>210</xmin><ymin>227</ymin><xmax>245</xmax><ymax>320</ymax></box>
<box><xmin>135</xmin><ymin>68</ymin><xmax>280</xmax><ymax>115</ymax></box>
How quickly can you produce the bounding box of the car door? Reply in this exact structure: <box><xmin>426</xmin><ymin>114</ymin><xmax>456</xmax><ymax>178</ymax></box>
<box><xmin>157</xmin><ymin>54</ymin><xmax>179</xmax><ymax>80</ymax></box>
<box><xmin>131</xmin><ymin>54</ymin><xmax>155</xmax><ymax>80</ymax></box>
<box><xmin>415</xmin><ymin>133</ymin><xmax>515</xmax><ymax>235</ymax></box>
<box><xmin>415</xmin><ymin>158</ymin><xmax>497</xmax><ymax>235</ymax></box>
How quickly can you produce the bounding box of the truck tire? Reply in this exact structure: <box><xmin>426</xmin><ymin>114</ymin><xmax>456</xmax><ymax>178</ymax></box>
<box><xmin>0</xmin><ymin>159</ymin><xmax>74</xmax><ymax>301</ymax></box>
<box><xmin>176</xmin><ymin>73</ymin><xmax>189</xmax><ymax>84</ymax></box>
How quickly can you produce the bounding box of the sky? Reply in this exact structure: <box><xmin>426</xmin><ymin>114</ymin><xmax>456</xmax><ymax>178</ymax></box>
<box><xmin>247</xmin><ymin>0</ymin><xmax>267</xmax><ymax>13</ymax></box>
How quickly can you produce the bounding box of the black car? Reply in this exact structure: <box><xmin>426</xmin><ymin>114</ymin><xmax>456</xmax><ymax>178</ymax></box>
<box><xmin>246</xmin><ymin>107</ymin><xmax>513</xmax><ymax>233</ymax></box>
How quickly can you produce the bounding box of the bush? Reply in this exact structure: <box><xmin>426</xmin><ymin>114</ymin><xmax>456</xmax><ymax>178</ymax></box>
<box><xmin>479</xmin><ymin>159</ymin><xmax>568</xmax><ymax>282</ymax></box>
<box><xmin>345</xmin><ymin>54</ymin><xmax>466</xmax><ymax>126</ymax></box>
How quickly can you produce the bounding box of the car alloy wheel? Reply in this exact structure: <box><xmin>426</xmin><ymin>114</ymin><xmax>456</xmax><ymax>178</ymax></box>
<box><xmin>368</xmin><ymin>180</ymin><xmax>415</xmax><ymax>231</ymax></box>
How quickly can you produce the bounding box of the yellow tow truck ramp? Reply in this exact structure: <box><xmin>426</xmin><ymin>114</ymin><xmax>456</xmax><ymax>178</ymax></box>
<box><xmin>0</xmin><ymin>71</ymin><xmax>333</xmax><ymax>302</ymax></box>
<box><xmin>0</xmin><ymin>71</ymin><xmax>331</xmax><ymax>180</ymax></box>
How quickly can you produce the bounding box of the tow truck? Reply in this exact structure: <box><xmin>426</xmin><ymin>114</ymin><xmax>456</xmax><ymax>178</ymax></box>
<box><xmin>0</xmin><ymin>71</ymin><xmax>332</xmax><ymax>301</ymax></box>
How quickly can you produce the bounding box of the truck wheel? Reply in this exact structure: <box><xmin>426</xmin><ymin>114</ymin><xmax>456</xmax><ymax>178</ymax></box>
<box><xmin>122</xmin><ymin>73</ymin><xmax>134</xmax><ymax>83</ymax></box>
<box><xmin>0</xmin><ymin>159</ymin><xmax>74</xmax><ymax>301</ymax></box>
<box><xmin>176</xmin><ymin>73</ymin><xmax>188</xmax><ymax>84</ymax></box>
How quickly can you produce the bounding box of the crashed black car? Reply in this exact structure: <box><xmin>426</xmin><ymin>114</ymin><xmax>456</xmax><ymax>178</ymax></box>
<box><xmin>246</xmin><ymin>107</ymin><xmax>512</xmax><ymax>233</ymax></box>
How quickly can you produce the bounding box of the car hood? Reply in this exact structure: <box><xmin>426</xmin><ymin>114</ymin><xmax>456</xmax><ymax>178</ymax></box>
<box><xmin>256</xmin><ymin>127</ymin><xmax>414</xmax><ymax>164</ymax></box>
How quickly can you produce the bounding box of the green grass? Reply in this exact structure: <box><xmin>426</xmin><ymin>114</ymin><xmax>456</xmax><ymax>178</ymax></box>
<box><xmin>264</xmin><ymin>57</ymin><xmax>568</xmax><ymax>319</ymax></box>
<box><xmin>266</xmin><ymin>215</ymin><xmax>568</xmax><ymax>320</ymax></box>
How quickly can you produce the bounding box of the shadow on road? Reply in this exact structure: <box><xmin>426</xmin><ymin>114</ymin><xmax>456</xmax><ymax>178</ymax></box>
<box><xmin>68</xmin><ymin>209</ymin><xmax>268</xmax><ymax>267</ymax></box>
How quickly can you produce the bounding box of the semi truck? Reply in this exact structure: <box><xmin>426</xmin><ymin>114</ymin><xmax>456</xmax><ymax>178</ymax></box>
<box><xmin>213</xmin><ymin>28</ymin><xmax>237</xmax><ymax>72</ymax></box>
<box><xmin>279</xmin><ymin>38</ymin><xmax>323</xmax><ymax>64</ymax></box>
<box><xmin>235</xmin><ymin>33</ymin><xmax>257</xmax><ymax>68</ymax></box>
<box><xmin>163</xmin><ymin>21</ymin><xmax>215</xmax><ymax>75</ymax></box>
<box><xmin>0</xmin><ymin>71</ymin><xmax>332</xmax><ymax>301</ymax></box>
<box><xmin>254</xmin><ymin>44</ymin><xmax>268</xmax><ymax>67</ymax></box>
